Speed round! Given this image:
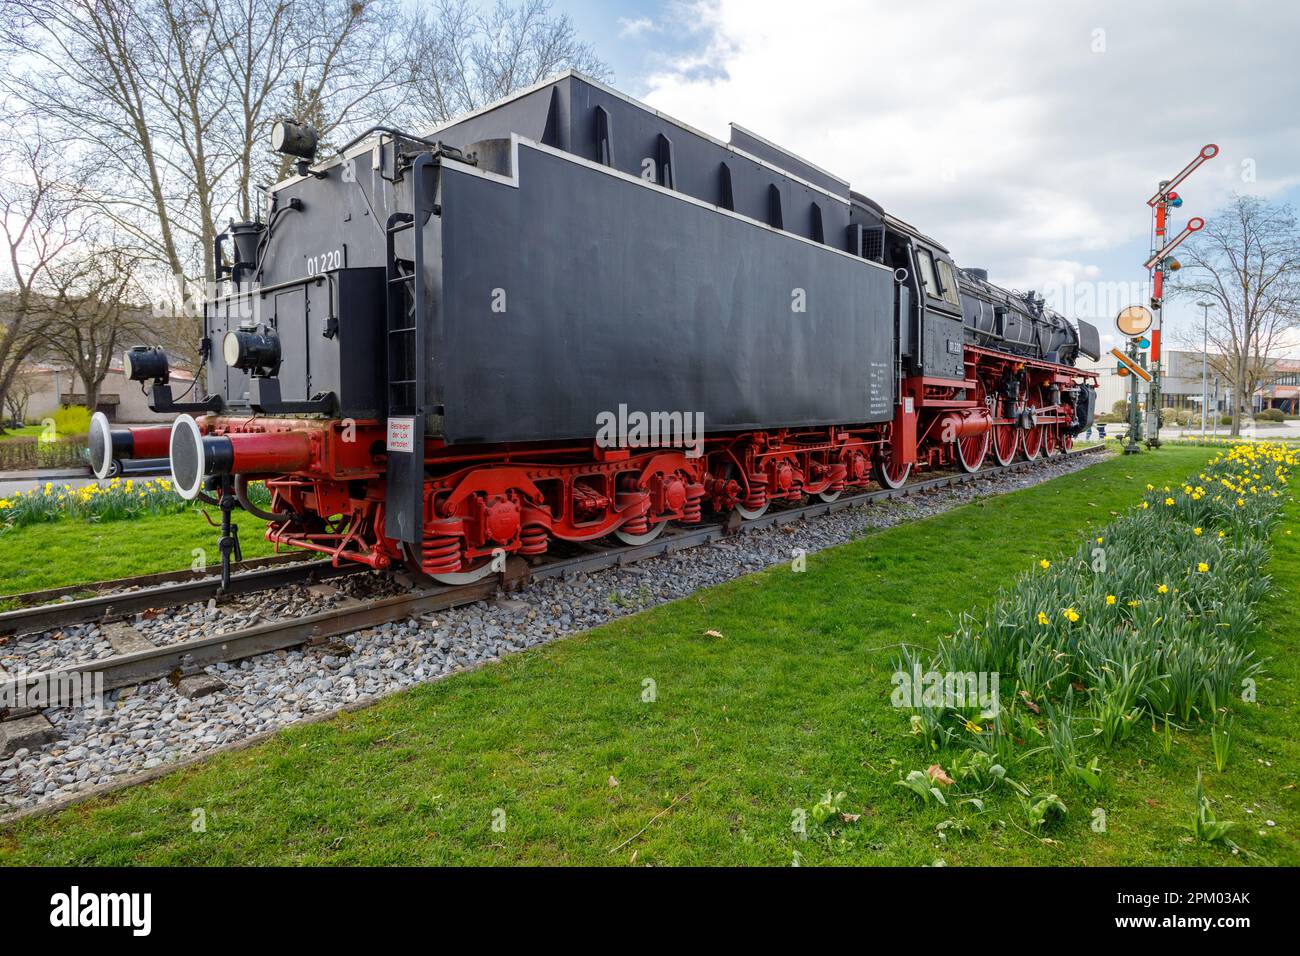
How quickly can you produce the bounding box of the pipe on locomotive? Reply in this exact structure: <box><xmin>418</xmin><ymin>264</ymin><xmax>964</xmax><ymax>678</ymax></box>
<box><xmin>88</xmin><ymin>412</ymin><xmax>172</xmax><ymax>480</ymax></box>
<box><xmin>168</xmin><ymin>414</ymin><xmax>311</xmax><ymax>501</ymax></box>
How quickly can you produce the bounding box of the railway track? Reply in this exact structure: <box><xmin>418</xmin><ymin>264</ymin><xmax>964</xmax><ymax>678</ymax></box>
<box><xmin>0</xmin><ymin>445</ymin><xmax>1105</xmax><ymax>713</ymax></box>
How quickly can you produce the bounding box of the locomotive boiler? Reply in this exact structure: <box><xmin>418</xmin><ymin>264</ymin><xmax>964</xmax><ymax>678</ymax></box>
<box><xmin>91</xmin><ymin>72</ymin><xmax>1099</xmax><ymax>585</ymax></box>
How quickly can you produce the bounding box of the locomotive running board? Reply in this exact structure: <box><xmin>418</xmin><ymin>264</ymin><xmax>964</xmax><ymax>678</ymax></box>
<box><xmin>382</xmin><ymin>153</ymin><xmax>440</xmax><ymax>558</ymax></box>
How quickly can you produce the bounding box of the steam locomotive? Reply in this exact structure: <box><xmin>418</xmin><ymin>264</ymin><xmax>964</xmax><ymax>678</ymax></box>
<box><xmin>90</xmin><ymin>72</ymin><xmax>1099</xmax><ymax>585</ymax></box>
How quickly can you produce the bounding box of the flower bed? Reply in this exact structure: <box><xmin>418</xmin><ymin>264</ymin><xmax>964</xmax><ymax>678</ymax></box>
<box><xmin>0</xmin><ymin>477</ymin><xmax>190</xmax><ymax>529</ymax></box>
<box><xmin>0</xmin><ymin>478</ymin><xmax>275</xmax><ymax>531</ymax></box>
<box><xmin>893</xmin><ymin>442</ymin><xmax>1294</xmax><ymax>842</ymax></box>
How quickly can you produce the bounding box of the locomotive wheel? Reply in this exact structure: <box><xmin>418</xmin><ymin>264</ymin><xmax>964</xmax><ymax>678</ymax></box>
<box><xmin>1043</xmin><ymin>423</ymin><xmax>1060</xmax><ymax>457</ymax></box>
<box><xmin>735</xmin><ymin>500</ymin><xmax>770</xmax><ymax>520</ymax></box>
<box><xmin>956</xmin><ymin>431</ymin><xmax>989</xmax><ymax>472</ymax></box>
<box><xmin>817</xmin><ymin>489</ymin><xmax>842</xmax><ymax>502</ymax></box>
<box><xmin>615</xmin><ymin>521</ymin><xmax>667</xmax><ymax>545</ymax></box>
<box><xmin>956</xmin><ymin>378</ymin><xmax>992</xmax><ymax>473</ymax></box>
<box><xmin>429</xmin><ymin>561</ymin><xmax>501</xmax><ymax>586</ymax></box>
<box><xmin>991</xmin><ymin>421</ymin><xmax>1018</xmax><ymax>467</ymax></box>
<box><xmin>873</xmin><ymin>455</ymin><xmax>911</xmax><ymax>490</ymax></box>
<box><xmin>399</xmin><ymin>542</ymin><xmax>503</xmax><ymax>587</ymax></box>
<box><xmin>1021</xmin><ymin>424</ymin><xmax>1044</xmax><ymax>460</ymax></box>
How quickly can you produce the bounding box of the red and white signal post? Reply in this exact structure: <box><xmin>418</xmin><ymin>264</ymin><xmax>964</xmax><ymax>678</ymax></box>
<box><xmin>1145</xmin><ymin>144</ymin><xmax>1217</xmax><ymax>444</ymax></box>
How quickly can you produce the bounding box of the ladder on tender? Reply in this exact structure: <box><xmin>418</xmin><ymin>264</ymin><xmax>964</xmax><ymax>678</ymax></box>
<box><xmin>382</xmin><ymin>154</ymin><xmax>439</xmax><ymax>557</ymax></box>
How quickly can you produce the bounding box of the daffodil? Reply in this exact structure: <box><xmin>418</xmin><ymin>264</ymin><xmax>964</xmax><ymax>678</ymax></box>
<box><xmin>1197</xmin><ymin>562</ymin><xmax>1209</xmax><ymax>573</ymax></box>
<box><xmin>1193</xmin><ymin>527</ymin><xmax>1202</xmax><ymax>535</ymax></box>
<box><xmin>1105</xmin><ymin>595</ymin><xmax>1116</xmax><ymax>606</ymax></box>
<box><xmin>1039</xmin><ymin>559</ymin><xmax>1051</xmax><ymax>570</ymax></box>
<box><xmin>1157</xmin><ymin>583</ymin><xmax>1169</xmax><ymax>594</ymax></box>
<box><xmin>1062</xmin><ymin>608</ymin><xmax>1080</xmax><ymax>623</ymax></box>
<box><xmin>1036</xmin><ymin>611</ymin><xmax>1049</xmax><ymax>626</ymax></box>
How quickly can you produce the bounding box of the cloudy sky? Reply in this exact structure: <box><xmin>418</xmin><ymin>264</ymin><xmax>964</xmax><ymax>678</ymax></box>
<box><xmin>561</xmin><ymin>0</ymin><xmax>1300</xmax><ymax>356</ymax></box>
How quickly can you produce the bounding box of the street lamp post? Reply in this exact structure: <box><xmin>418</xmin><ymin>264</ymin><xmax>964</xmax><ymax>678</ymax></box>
<box><xmin>1197</xmin><ymin>300</ymin><xmax>1212</xmax><ymax>439</ymax></box>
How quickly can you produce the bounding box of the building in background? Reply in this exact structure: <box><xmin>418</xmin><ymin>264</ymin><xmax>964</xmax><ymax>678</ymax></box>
<box><xmin>15</xmin><ymin>361</ymin><xmax>193</xmax><ymax>424</ymax></box>
<box><xmin>1257</xmin><ymin>358</ymin><xmax>1300</xmax><ymax>414</ymax></box>
<box><xmin>1079</xmin><ymin>350</ymin><xmax>1298</xmax><ymax>420</ymax></box>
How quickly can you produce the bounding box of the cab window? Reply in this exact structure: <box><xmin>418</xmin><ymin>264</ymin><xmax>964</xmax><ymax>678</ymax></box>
<box><xmin>936</xmin><ymin>259</ymin><xmax>961</xmax><ymax>307</ymax></box>
<box><xmin>915</xmin><ymin>248</ymin><xmax>940</xmax><ymax>300</ymax></box>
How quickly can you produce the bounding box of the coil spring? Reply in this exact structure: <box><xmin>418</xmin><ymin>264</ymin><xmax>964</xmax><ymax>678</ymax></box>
<box><xmin>519</xmin><ymin>525</ymin><xmax>548</xmax><ymax>555</ymax></box>
<box><xmin>422</xmin><ymin>535</ymin><xmax>462</xmax><ymax>574</ymax></box>
<box><xmin>620</xmin><ymin>510</ymin><xmax>650</xmax><ymax>535</ymax></box>
<box><xmin>742</xmin><ymin>474</ymin><xmax>767</xmax><ymax>511</ymax></box>
<box><xmin>681</xmin><ymin>484</ymin><xmax>704</xmax><ymax>523</ymax></box>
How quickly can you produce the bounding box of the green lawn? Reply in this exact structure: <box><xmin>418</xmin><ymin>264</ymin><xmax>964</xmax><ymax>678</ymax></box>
<box><xmin>0</xmin><ymin>425</ymin><xmax>46</xmax><ymax>443</ymax></box>
<box><xmin>0</xmin><ymin>508</ymin><xmax>281</xmax><ymax>597</ymax></box>
<box><xmin>2</xmin><ymin>446</ymin><xmax>1296</xmax><ymax>866</ymax></box>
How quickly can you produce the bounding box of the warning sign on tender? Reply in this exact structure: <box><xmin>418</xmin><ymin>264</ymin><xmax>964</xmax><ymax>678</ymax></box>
<box><xmin>386</xmin><ymin>417</ymin><xmax>416</xmax><ymax>453</ymax></box>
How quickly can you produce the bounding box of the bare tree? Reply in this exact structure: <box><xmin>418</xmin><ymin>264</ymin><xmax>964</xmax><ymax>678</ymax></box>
<box><xmin>44</xmin><ymin>245</ymin><xmax>149</xmax><ymax>412</ymax></box>
<box><xmin>1172</xmin><ymin>194</ymin><xmax>1300</xmax><ymax>435</ymax></box>
<box><xmin>3</xmin><ymin>366</ymin><xmax>38</xmax><ymax>426</ymax></box>
<box><xmin>401</xmin><ymin>0</ymin><xmax>610</xmax><ymax>127</ymax></box>
<box><xmin>4</xmin><ymin>0</ymin><xmax>408</xmax><ymax>296</ymax></box>
<box><xmin>0</xmin><ymin>134</ymin><xmax>85</xmax><ymax>435</ymax></box>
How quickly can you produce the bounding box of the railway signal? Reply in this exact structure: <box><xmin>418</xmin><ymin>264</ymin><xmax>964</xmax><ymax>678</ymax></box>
<box><xmin>1145</xmin><ymin>145</ymin><xmax>1217</xmax><ymax>446</ymax></box>
<box><xmin>1113</xmin><ymin>305</ymin><xmax>1155</xmax><ymax>454</ymax></box>
<box><xmin>1111</xmin><ymin>347</ymin><xmax>1153</xmax><ymax>382</ymax></box>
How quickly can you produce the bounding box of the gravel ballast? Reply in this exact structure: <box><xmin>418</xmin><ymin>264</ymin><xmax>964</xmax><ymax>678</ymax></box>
<box><xmin>0</xmin><ymin>452</ymin><xmax>1108</xmax><ymax>814</ymax></box>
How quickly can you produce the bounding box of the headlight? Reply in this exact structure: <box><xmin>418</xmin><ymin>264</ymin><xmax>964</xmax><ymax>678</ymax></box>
<box><xmin>123</xmin><ymin>346</ymin><xmax>169</xmax><ymax>383</ymax></box>
<box><xmin>222</xmin><ymin>329</ymin><xmax>281</xmax><ymax>375</ymax></box>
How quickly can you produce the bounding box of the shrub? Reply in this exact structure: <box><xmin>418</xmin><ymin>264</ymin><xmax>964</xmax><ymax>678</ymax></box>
<box><xmin>1257</xmin><ymin>408</ymin><xmax>1285</xmax><ymax>422</ymax></box>
<box><xmin>0</xmin><ymin>435</ymin><xmax>87</xmax><ymax>471</ymax></box>
<box><xmin>50</xmin><ymin>404</ymin><xmax>92</xmax><ymax>437</ymax></box>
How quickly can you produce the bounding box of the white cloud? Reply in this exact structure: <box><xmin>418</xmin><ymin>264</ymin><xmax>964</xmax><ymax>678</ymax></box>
<box><xmin>639</xmin><ymin>0</ymin><xmax>1300</xmax><ymax>308</ymax></box>
<box><xmin>617</xmin><ymin>16</ymin><xmax>658</xmax><ymax>38</ymax></box>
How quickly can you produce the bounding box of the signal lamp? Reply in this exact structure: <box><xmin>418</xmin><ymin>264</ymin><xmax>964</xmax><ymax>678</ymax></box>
<box><xmin>123</xmin><ymin>346</ymin><xmax>169</xmax><ymax>384</ymax></box>
<box><xmin>1117</xmin><ymin>366</ymin><xmax>1130</xmax><ymax>377</ymax></box>
<box><xmin>223</xmin><ymin>329</ymin><xmax>281</xmax><ymax>376</ymax></box>
<box><xmin>271</xmin><ymin>119</ymin><xmax>318</xmax><ymax>160</ymax></box>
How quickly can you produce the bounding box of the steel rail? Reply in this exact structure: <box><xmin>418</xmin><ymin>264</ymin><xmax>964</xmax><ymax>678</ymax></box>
<box><xmin>0</xmin><ymin>551</ymin><xmax>326</xmax><ymax>609</ymax></box>
<box><xmin>0</xmin><ymin>445</ymin><xmax>1106</xmax><ymax>709</ymax></box>
<box><xmin>0</xmin><ymin>557</ymin><xmax>363</xmax><ymax>638</ymax></box>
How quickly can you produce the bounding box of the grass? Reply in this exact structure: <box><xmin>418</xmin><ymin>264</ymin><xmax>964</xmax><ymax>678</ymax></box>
<box><xmin>0</xmin><ymin>507</ymin><xmax>281</xmax><ymax>597</ymax></box>
<box><xmin>0</xmin><ymin>425</ymin><xmax>47</xmax><ymax>443</ymax></box>
<box><xmin>1</xmin><ymin>446</ymin><xmax>1295</xmax><ymax>866</ymax></box>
